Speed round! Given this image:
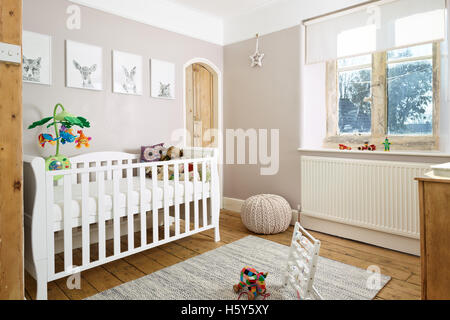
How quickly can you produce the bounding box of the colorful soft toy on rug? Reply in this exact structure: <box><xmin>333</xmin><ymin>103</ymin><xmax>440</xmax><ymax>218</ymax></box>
<box><xmin>233</xmin><ymin>266</ymin><xmax>269</xmax><ymax>300</ymax></box>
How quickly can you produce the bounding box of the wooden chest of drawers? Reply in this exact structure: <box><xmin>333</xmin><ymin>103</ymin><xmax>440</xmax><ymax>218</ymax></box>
<box><xmin>417</xmin><ymin>177</ymin><xmax>450</xmax><ymax>300</ymax></box>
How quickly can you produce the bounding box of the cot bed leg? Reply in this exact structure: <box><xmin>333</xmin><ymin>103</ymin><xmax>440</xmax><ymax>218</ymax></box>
<box><xmin>35</xmin><ymin>259</ymin><xmax>48</xmax><ymax>300</ymax></box>
<box><xmin>214</xmin><ymin>225</ymin><xmax>221</xmax><ymax>242</ymax></box>
<box><xmin>214</xmin><ymin>204</ymin><xmax>221</xmax><ymax>242</ymax></box>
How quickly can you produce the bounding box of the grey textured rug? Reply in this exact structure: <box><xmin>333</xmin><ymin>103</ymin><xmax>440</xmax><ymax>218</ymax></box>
<box><xmin>87</xmin><ymin>236</ymin><xmax>390</xmax><ymax>300</ymax></box>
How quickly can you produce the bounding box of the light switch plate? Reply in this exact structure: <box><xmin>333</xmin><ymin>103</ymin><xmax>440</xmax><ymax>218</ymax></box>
<box><xmin>0</xmin><ymin>42</ymin><xmax>21</xmax><ymax>64</ymax></box>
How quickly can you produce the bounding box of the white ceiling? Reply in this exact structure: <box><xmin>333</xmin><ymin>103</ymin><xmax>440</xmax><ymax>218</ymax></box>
<box><xmin>69</xmin><ymin>0</ymin><xmax>368</xmax><ymax>45</ymax></box>
<box><xmin>163</xmin><ymin>0</ymin><xmax>284</xmax><ymax>19</ymax></box>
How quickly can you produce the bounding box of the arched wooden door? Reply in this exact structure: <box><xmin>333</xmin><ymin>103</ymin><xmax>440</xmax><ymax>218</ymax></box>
<box><xmin>186</xmin><ymin>63</ymin><xmax>216</xmax><ymax>148</ymax></box>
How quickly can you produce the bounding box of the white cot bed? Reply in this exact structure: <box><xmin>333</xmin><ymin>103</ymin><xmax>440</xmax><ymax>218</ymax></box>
<box><xmin>23</xmin><ymin>148</ymin><xmax>221</xmax><ymax>300</ymax></box>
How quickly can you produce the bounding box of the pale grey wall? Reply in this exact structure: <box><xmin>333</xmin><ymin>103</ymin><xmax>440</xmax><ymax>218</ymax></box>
<box><xmin>24</xmin><ymin>0</ymin><xmax>450</xmax><ymax>209</ymax></box>
<box><xmin>223</xmin><ymin>26</ymin><xmax>450</xmax><ymax>209</ymax></box>
<box><xmin>23</xmin><ymin>0</ymin><xmax>223</xmax><ymax>158</ymax></box>
<box><xmin>223</xmin><ymin>26</ymin><xmax>302</xmax><ymax>207</ymax></box>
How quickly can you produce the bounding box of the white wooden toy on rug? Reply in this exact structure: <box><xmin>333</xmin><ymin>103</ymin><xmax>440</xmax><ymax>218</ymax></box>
<box><xmin>284</xmin><ymin>222</ymin><xmax>323</xmax><ymax>300</ymax></box>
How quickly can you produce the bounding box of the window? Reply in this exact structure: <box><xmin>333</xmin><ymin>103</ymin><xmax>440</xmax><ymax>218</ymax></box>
<box><xmin>326</xmin><ymin>42</ymin><xmax>440</xmax><ymax>150</ymax></box>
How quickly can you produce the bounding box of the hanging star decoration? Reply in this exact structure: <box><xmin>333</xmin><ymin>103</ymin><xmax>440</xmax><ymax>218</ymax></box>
<box><xmin>250</xmin><ymin>34</ymin><xmax>264</xmax><ymax>68</ymax></box>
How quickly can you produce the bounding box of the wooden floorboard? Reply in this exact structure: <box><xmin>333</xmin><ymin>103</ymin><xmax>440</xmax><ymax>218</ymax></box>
<box><xmin>25</xmin><ymin>209</ymin><xmax>421</xmax><ymax>300</ymax></box>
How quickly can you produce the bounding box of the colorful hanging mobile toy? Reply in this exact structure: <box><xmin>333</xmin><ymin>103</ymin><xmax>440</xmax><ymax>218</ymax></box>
<box><xmin>28</xmin><ymin>103</ymin><xmax>92</xmax><ymax>180</ymax></box>
<box><xmin>233</xmin><ymin>266</ymin><xmax>270</xmax><ymax>300</ymax></box>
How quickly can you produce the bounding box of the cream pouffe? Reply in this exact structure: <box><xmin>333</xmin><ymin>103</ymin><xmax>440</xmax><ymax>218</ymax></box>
<box><xmin>241</xmin><ymin>194</ymin><xmax>292</xmax><ymax>235</ymax></box>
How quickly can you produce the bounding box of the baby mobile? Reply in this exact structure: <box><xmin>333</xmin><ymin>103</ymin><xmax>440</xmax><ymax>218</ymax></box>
<box><xmin>28</xmin><ymin>103</ymin><xmax>92</xmax><ymax>179</ymax></box>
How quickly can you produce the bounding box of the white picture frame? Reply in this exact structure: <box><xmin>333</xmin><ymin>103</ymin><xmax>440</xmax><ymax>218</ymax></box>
<box><xmin>66</xmin><ymin>40</ymin><xmax>103</xmax><ymax>91</ymax></box>
<box><xmin>151</xmin><ymin>59</ymin><xmax>175</xmax><ymax>99</ymax></box>
<box><xmin>113</xmin><ymin>50</ymin><xmax>143</xmax><ymax>95</ymax></box>
<box><xmin>22</xmin><ymin>31</ymin><xmax>52</xmax><ymax>85</ymax></box>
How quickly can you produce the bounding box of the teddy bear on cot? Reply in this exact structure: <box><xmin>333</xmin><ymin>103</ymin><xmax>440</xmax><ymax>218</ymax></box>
<box><xmin>233</xmin><ymin>266</ymin><xmax>269</xmax><ymax>300</ymax></box>
<box><xmin>160</xmin><ymin>146</ymin><xmax>199</xmax><ymax>181</ymax></box>
<box><xmin>145</xmin><ymin>146</ymin><xmax>199</xmax><ymax>181</ymax></box>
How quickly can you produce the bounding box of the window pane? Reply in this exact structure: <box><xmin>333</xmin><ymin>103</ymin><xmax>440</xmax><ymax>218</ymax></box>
<box><xmin>338</xmin><ymin>68</ymin><xmax>372</xmax><ymax>134</ymax></box>
<box><xmin>387</xmin><ymin>59</ymin><xmax>433</xmax><ymax>135</ymax></box>
<box><xmin>338</xmin><ymin>55</ymin><xmax>372</xmax><ymax>69</ymax></box>
<box><xmin>388</xmin><ymin>43</ymin><xmax>432</xmax><ymax>61</ymax></box>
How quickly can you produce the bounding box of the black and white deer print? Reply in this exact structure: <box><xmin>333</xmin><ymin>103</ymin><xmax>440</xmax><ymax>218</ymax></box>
<box><xmin>122</xmin><ymin>66</ymin><xmax>137</xmax><ymax>94</ymax></box>
<box><xmin>23</xmin><ymin>56</ymin><xmax>42</xmax><ymax>82</ymax></box>
<box><xmin>73</xmin><ymin>60</ymin><xmax>97</xmax><ymax>89</ymax></box>
<box><xmin>158</xmin><ymin>82</ymin><xmax>171</xmax><ymax>98</ymax></box>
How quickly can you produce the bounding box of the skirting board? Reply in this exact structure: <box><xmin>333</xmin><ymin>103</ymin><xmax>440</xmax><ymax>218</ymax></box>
<box><xmin>222</xmin><ymin>197</ymin><xmax>299</xmax><ymax>226</ymax></box>
<box><xmin>300</xmin><ymin>215</ymin><xmax>420</xmax><ymax>256</ymax></box>
<box><xmin>223</xmin><ymin>197</ymin><xmax>419</xmax><ymax>256</ymax></box>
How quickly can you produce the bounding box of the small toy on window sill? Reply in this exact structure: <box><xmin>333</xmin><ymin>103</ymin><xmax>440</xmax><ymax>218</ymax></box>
<box><xmin>382</xmin><ymin>138</ymin><xmax>391</xmax><ymax>152</ymax></box>
<box><xmin>358</xmin><ymin>142</ymin><xmax>376</xmax><ymax>151</ymax></box>
<box><xmin>339</xmin><ymin>144</ymin><xmax>352</xmax><ymax>151</ymax></box>
<box><xmin>233</xmin><ymin>266</ymin><xmax>270</xmax><ymax>301</ymax></box>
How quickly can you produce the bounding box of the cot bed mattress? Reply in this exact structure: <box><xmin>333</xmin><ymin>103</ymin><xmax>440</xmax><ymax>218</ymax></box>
<box><xmin>52</xmin><ymin>177</ymin><xmax>211</xmax><ymax>226</ymax></box>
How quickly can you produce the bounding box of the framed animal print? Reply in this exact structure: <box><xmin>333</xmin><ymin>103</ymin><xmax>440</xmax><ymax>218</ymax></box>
<box><xmin>150</xmin><ymin>59</ymin><xmax>175</xmax><ymax>99</ymax></box>
<box><xmin>66</xmin><ymin>40</ymin><xmax>103</xmax><ymax>91</ymax></box>
<box><xmin>22</xmin><ymin>31</ymin><xmax>52</xmax><ymax>85</ymax></box>
<box><xmin>113</xmin><ymin>50</ymin><xmax>143</xmax><ymax>95</ymax></box>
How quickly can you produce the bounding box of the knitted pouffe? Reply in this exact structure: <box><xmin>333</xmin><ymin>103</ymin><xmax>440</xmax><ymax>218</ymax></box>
<box><xmin>241</xmin><ymin>194</ymin><xmax>292</xmax><ymax>235</ymax></box>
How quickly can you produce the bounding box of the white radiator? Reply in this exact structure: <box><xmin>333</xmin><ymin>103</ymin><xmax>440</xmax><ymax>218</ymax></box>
<box><xmin>301</xmin><ymin>156</ymin><xmax>431</xmax><ymax>239</ymax></box>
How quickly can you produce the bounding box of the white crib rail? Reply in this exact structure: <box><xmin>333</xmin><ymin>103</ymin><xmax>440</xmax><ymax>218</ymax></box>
<box><xmin>40</xmin><ymin>151</ymin><xmax>219</xmax><ymax>283</ymax></box>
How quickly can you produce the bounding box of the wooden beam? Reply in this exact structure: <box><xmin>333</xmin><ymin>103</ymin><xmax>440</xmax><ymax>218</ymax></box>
<box><xmin>0</xmin><ymin>0</ymin><xmax>24</xmax><ymax>300</ymax></box>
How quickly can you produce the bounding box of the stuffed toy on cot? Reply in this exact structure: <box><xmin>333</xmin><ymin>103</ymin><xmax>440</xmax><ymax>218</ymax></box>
<box><xmin>233</xmin><ymin>266</ymin><xmax>269</xmax><ymax>300</ymax></box>
<box><xmin>143</xmin><ymin>146</ymin><xmax>198</xmax><ymax>181</ymax></box>
<box><xmin>162</xmin><ymin>146</ymin><xmax>210</xmax><ymax>182</ymax></box>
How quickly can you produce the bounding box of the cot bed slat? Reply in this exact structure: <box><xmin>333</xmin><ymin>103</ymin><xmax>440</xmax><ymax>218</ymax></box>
<box><xmin>81</xmin><ymin>172</ymin><xmax>90</xmax><ymax>266</ymax></box>
<box><xmin>184</xmin><ymin>162</ymin><xmax>190</xmax><ymax>233</ymax></box>
<box><xmin>140</xmin><ymin>167</ymin><xmax>147</xmax><ymax>247</ymax></box>
<box><xmin>106</xmin><ymin>160</ymin><xmax>112</xmax><ymax>180</ymax></box>
<box><xmin>97</xmin><ymin>170</ymin><xmax>106</xmax><ymax>260</ymax></box>
<box><xmin>193</xmin><ymin>162</ymin><xmax>199</xmax><ymax>230</ymax></box>
<box><xmin>127</xmin><ymin>167</ymin><xmax>134</xmax><ymax>251</ymax></box>
<box><xmin>152</xmin><ymin>166</ymin><xmax>158</xmax><ymax>243</ymax></box>
<box><xmin>174</xmin><ymin>164</ymin><xmax>180</xmax><ymax>236</ymax></box>
<box><xmin>113</xmin><ymin>169</ymin><xmax>120</xmax><ymax>255</ymax></box>
<box><xmin>46</xmin><ymin>175</ymin><xmax>55</xmax><ymax>277</ymax></box>
<box><xmin>202</xmin><ymin>161</ymin><xmax>208</xmax><ymax>227</ymax></box>
<box><xmin>63</xmin><ymin>175</ymin><xmax>73</xmax><ymax>271</ymax></box>
<box><xmin>163</xmin><ymin>165</ymin><xmax>170</xmax><ymax>240</ymax></box>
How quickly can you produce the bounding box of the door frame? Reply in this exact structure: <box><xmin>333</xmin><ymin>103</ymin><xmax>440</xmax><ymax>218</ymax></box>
<box><xmin>183</xmin><ymin>58</ymin><xmax>223</xmax><ymax>207</ymax></box>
